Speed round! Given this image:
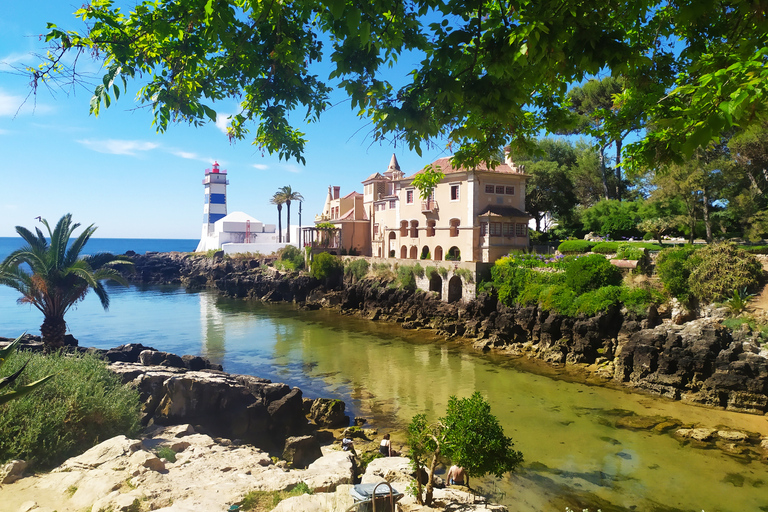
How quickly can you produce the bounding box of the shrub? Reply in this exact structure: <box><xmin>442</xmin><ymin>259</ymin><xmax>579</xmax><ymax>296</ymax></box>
<box><xmin>572</xmin><ymin>286</ymin><xmax>623</xmax><ymax>316</ymax></box>
<box><xmin>490</xmin><ymin>257</ymin><xmax>531</xmax><ymax>306</ymax></box>
<box><xmin>397</xmin><ymin>265</ymin><xmax>417</xmax><ymax>290</ymax></box>
<box><xmin>389</xmin><ymin>250</ymin><xmax>395</xmax><ymax>257</ymax></box>
<box><xmin>643</xmin><ymin>232</ymin><xmax>654</xmax><ymax>241</ymax></box>
<box><xmin>412</xmin><ymin>262</ymin><xmax>425</xmax><ymax>278</ymax></box>
<box><xmin>620</xmin><ymin>287</ymin><xmax>663</xmax><ymax>316</ymax></box>
<box><xmin>655</xmin><ymin>245</ymin><xmax>696</xmax><ymax>303</ymax></box>
<box><xmin>156</xmin><ymin>446</ymin><xmax>177</xmax><ymax>462</ymax></box>
<box><xmin>564</xmin><ymin>254</ymin><xmax>622</xmax><ymax>295</ymax></box>
<box><xmin>557</xmin><ymin>240</ymin><xmax>594</xmax><ymax>254</ymax></box>
<box><xmin>310</xmin><ymin>252</ymin><xmax>343</xmax><ymax>281</ymax></box>
<box><xmin>615</xmin><ymin>244</ymin><xmax>647</xmax><ymax>261</ymax></box>
<box><xmin>276</xmin><ymin>245</ymin><xmax>305</xmax><ymax>270</ymax></box>
<box><xmin>592</xmin><ymin>242</ymin><xmax>619</xmax><ymax>254</ymax></box>
<box><xmin>438</xmin><ymin>267</ymin><xmax>449</xmax><ymax>278</ymax></box>
<box><xmin>454</xmin><ymin>268</ymin><xmax>474</xmax><ymax>284</ymax></box>
<box><xmin>688</xmin><ymin>243</ymin><xmax>764</xmax><ymax>303</ymax></box>
<box><xmin>425</xmin><ymin>266</ymin><xmax>438</xmax><ymax>279</ymax></box>
<box><xmin>0</xmin><ymin>351</ymin><xmax>141</xmax><ymax>469</ymax></box>
<box><xmin>344</xmin><ymin>258</ymin><xmax>369</xmax><ymax>281</ymax></box>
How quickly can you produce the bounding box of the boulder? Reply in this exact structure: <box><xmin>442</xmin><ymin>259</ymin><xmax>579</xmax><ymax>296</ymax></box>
<box><xmin>283</xmin><ymin>435</ymin><xmax>323</xmax><ymax>469</ymax></box>
<box><xmin>0</xmin><ymin>459</ymin><xmax>27</xmax><ymax>484</ymax></box>
<box><xmin>362</xmin><ymin>456</ymin><xmax>417</xmax><ymax>485</ymax></box>
<box><xmin>309</xmin><ymin>398</ymin><xmax>350</xmax><ymax>428</ymax></box>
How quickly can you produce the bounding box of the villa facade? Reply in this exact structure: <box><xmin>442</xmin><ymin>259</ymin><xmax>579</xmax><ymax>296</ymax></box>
<box><xmin>308</xmin><ymin>152</ymin><xmax>530</xmax><ymax>263</ymax></box>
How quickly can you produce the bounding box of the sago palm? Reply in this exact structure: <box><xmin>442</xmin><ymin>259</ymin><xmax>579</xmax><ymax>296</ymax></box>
<box><xmin>279</xmin><ymin>185</ymin><xmax>303</xmax><ymax>244</ymax></box>
<box><xmin>0</xmin><ymin>214</ymin><xmax>131</xmax><ymax>350</ymax></box>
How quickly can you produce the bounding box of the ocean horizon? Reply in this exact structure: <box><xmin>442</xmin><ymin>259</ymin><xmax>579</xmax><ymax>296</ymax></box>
<box><xmin>0</xmin><ymin>237</ymin><xmax>199</xmax><ymax>261</ymax></box>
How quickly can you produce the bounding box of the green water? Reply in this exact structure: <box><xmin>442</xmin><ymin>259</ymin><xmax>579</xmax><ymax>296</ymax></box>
<box><xmin>2</xmin><ymin>285</ymin><xmax>767</xmax><ymax>511</ymax></box>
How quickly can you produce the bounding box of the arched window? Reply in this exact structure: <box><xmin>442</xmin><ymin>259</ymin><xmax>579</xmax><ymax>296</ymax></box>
<box><xmin>410</xmin><ymin>220</ymin><xmax>419</xmax><ymax>238</ymax></box>
<box><xmin>409</xmin><ymin>245</ymin><xmax>418</xmax><ymax>259</ymax></box>
<box><xmin>449</xmin><ymin>218</ymin><xmax>460</xmax><ymax>237</ymax></box>
<box><xmin>420</xmin><ymin>245</ymin><xmax>430</xmax><ymax>260</ymax></box>
<box><xmin>446</xmin><ymin>246</ymin><xmax>461</xmax><ymax>261</ymax></box>
<box><xmin>400</xmin><ymin>220</ymin><xmax>408</xmax><ymax>237</ymax></box>
<box><xmin>400</xmin><ymin>245</ymin><xmax>408</xmax><ymax>259</ymax></box>
<box><xmin>427</xmin><ymin>219</ymin><xmax>436</xmax><ymax>237</ymax></box>
<box><xmin>434</xmin><ymin>246</ymin><xmax>443</xmax><ymax>261</ymax></box>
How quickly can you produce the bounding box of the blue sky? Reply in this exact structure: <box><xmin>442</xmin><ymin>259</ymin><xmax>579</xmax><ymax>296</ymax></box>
<box><xmin>0</xmin><ymin>2</ymin><xmax>449</xmax><ymax>239</ymax></box>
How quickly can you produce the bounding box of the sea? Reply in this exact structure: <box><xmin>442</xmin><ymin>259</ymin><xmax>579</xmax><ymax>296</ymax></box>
<box><xmin>0</xmin><ymin>237</ymin><xmax>198</xmax><ymax>261</ymax></box>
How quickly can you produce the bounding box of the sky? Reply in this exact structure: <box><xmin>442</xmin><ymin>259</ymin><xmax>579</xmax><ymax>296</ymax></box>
<box><xmin>0</xmin><ymin>2</ymin><xmax>450</xmax><ymax>239</ymax></box>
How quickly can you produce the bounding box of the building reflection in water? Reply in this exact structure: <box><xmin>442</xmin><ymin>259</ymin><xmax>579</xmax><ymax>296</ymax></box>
<box><xmin>198</xmin><ymin>292</ymin><xmax>226</xmax><ymax>364</ymax></box>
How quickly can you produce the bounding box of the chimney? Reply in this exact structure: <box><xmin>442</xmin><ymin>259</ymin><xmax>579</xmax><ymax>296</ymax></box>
<box><xmin>333</xmin><ymin>186</ymin><xmax>340</xmax><ymax>199</ymax></box>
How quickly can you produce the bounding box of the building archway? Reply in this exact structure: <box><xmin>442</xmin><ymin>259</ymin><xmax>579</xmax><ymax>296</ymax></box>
<box><xmin>400</xmin><ymin>245</ymin><xmax>408</xmax><ymax>259</ymax></box>
<box><xmin>447</xmin><ymin>246</ymin><xmax>461</xmax><ymax>261</ymax></box>
<box><xmin>429</xmin><ymin>273</ymin><xmax>442</xmax><ymax>299</ymax></box>
<box><xmin>434</xmin><ymin>246</ymin><xmax>443</xmax><ymax>261</ymax></box>
<box><xmin>448</xmin><ymin>275</ymin><xmax>462</xmax><ymax>303</ymax></box>
<box><xmin>427</xmin><ymin>219</ymin><xmax>436</xmax><ymax>237</ymax></box>
<box><xmin>409</xmin><ymin>245</ymin><xmax>418</xmax><ymax>259</ymax></box>
<box><xmin>388</xmin><ymin>231</ymin><xmax>397</xmax><ymax>257</ymax></box>
<box><xmin>420</xmin><ymin>245</ymin><xmax>430</xmax><ymax>260</ymax></box>
<box><xmin>409</xmin><ymin>220</ymin><xmax>419</xmax><ymax>238</ymax></box>
<box><xmin>400</xmin><ymin>221</ymin><xmax>408</xmax><ymax>237</ymax></box>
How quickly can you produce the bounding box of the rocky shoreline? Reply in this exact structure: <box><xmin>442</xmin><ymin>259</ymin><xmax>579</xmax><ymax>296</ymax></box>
<box><xmin>121</xmin><ymin>251</ymin><xmax>768</xmax><ymax>417</ymax></box>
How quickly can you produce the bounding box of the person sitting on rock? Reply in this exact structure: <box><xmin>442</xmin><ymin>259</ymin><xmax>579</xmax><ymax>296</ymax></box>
<box><xmin>379</xmin><ymin>433</ymin><xmax>396</xmax><ymax>457</ymax></box>
<box><xmin>446</xmin><ymin>464</ymin><xmax>468</xmax><ymax>486</ymax></box>
<box><xmin>342</xmin><ymin>430</ymin><xmax>355</xmax><ymax>453</ymax></box>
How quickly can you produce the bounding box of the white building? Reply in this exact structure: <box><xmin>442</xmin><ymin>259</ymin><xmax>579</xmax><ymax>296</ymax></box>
<box><xmin>195</xmin><ymin>163</ymin><xmax>297</xmax><ymax>255</ymax></box>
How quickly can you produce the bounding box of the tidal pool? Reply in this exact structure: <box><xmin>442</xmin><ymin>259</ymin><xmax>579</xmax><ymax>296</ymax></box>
<box><xmin>2</xmin><ymin>284</ymin><xmax>767</xmax><ymax>511</ymax></box>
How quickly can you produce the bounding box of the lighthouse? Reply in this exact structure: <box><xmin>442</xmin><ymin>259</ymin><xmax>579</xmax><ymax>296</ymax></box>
<box><xmin>195</xmin><ymin>161</ymin><xmax>228</xmax><ymax>252</ymax></box>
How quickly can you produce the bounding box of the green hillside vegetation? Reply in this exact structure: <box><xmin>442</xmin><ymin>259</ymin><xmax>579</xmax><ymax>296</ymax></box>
<box><xmin>486</xmin><ymin>242</ymin><xmax>764</xmax><ymax>317</ymax></box>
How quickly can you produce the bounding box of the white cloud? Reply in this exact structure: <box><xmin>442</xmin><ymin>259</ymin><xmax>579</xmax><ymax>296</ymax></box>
<box><xmin>170</xmin><ymin>149</ymin><xmax>203</xmax><ymax>160</ymax></box>
<box><xmin>0</xmin><ymin>52</ymin><xmax>30</xmax><ymax>71</ymax></box>
<box><xmin>0</xmin><ymin>89</ymin><xmax>55</xmax><ymax>117</ymax></box>
<box><xmin>252</xmin><ymin>163</ymin><xmax>269</xmax><ymax>170</ymax></box>
<box><xmin>281</xmin><ymin>163</ymin><xmax>301</xmax><ymax>174</ymax></box>
<box><xmin>215</xmin><ymin>112</ymin><xmax>231</xmax><ymax>134</ymax></box>
<box><xmin>0</xmin><ymin>128</ymin><xmax>9</xmax><ymax>135</ymax></box>
<box><xmin>77</xmin><ymin>138</ymin><xmax>159</xmax><ymax>155</ymax></box>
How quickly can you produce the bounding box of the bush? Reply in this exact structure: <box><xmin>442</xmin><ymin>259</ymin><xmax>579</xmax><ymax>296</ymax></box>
<box><xmin>344</xmin><ymin>258</ymin><xmax>369</xmax><ymax>281</ymax></box>
<box><xmin>688</xmin><ymin>243</ymin><xmax>764</xmax><ymax>303</ymax></box>
<box><xmin>276</xmin><ymin>245</ymin><xmax>305</xmax><ymax>270</ymax></box>
<box><xmin>310</xmin><ymin>252</ymin><xmax>343</xmax><ymax>281</ymax></box>
<box><xmin>490</xmin><ymin>257</ymin><xmax>531</xmax><ymax>306</ymax></box>
<box><xmin>0</xmin><ymin>351</ymin><xmax>141</xmax><ymax>469</ymax></box>
<box><xmin>397</xmin><ymin>265</ymin><xmax>417</xmax><ymax>290</ymax></box>
<box><xmin>557</xmin><ymin>240</ymin><xmax>595</xmax><ymax>254</ymax></box>
<box><xmin>615</xmin><ymin>244</ymin><xmax>647</xmax><ymax>261</ymax></box>
<box><xmin>643</xmin><ymin>232</ymin><xmax>655</xmax><ymax>241</ymax></box>
<box><xmin>655</xmin><ymin>245</ymin><xmax>697</xmax><ymax>303</ymax></box>
<box><xmin>620</xmin><ymin>287</ymin><xmax>663</xmax><ymax>316</ymax></box>
<box><xmin>592</xmin><ymin>241</ymin><xmax>619</xmax><ymax>254</ymax></box>
<box><xmin>454</xmin><ymin>268</ymin><xmax>474</xmax><ymax>284</ymax></box>
<box><xmin>572</xmin><ymin>286</ymin><xmax>623</xmax><ymax>315</ymax></box>
<box><xmin>564</xmin><ymin>254</ymin><xmax>622</xmax><ymax>294</ymax></box>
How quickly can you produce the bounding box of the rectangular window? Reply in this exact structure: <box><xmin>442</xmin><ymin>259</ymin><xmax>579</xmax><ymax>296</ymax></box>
<box><xmin>389</xmin><ymin>200</ymin><xmax>396</xmax><ymax>209</ymax></box>
<box><xmin>480</xmin><ymin>222</ymin><xmax>488</xmax><ymax>235</ymax></box>
<box><xmin>504</xmin><ymin>223</ymin><xmax>514</xmax><ymax>236</ymax></box>
<box><xmin>495</xmin><ymin>185</ymin><xmax>505</xmax><ymax>194</ymax></box>
<box><xmin>406</xmin><ymin>189</ymin><xmax>414</xmax><ymax>204</ymax></box>
<box><xmin>505</xmin><ymin>186</ymin><xmax>515</xmax><ymax>195</ymax></box>
<box><xmin>516</xmin><ymin>223</ymin><xmax>527</xmax><ymax>236</ymax></box>
<box><xmin>490</xmin><ymin>222</ymin><xmax>502</xmax><ymax>236</ymax></box>
<box><xmin>450</xmin><ymin>184</ymin><xmax>460</xmax><ymax>201</ymax></box>
<box><xmin>485</xmin><ymin>184</ymin><xmax>495</xmax><ymax>194</ymax></box>
<box><xmin>373</xmin><ymin>224</ymin><xmax>379</xmax><ymax>236</ymax></box>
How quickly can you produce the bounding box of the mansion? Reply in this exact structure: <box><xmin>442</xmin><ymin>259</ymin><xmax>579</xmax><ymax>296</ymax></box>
<box><xmin>307</xmin><ymin>152</ymin><xmax>530</xmax><ymax>263</ymax></box>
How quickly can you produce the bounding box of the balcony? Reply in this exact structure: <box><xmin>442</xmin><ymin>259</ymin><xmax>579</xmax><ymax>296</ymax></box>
<box><xmin>421</xmin><ymin>199</ymin><xmax>439</xmax><ymax>213</ymax></box>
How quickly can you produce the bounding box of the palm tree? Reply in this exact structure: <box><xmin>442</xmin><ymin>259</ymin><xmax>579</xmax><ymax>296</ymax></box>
<box><xmin>279</xmin><ymin>185</ymin><xmax>304</xmax><ymax>244</ymax></box>
<box><xmin>0</xmin><ymin>214</ymin><xmax>131</xmax><ymax>350</ymax></box>
<box><xmin>270</xmin><ymin>192</ymin><xmax>286</xmax><ymax>243</ymax></box>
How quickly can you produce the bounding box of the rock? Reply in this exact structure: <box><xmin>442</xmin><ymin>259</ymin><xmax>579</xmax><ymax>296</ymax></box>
<box><xmin>129</xmin><ymin>450</ymin><xmax>166</xmax><ymax>472</ymax></box>
<box><xmin>283</xmin><ymin>435</ymin><xmax>323</xmax><ymax>469</ymax></box>
<box><xmin>309</xmin><ymin>398</ymin><xmax>350</xmax><ymax>428</ymax></box>
<box><xmin>717</xmin><ymin>430</ymin><xmax>749</xmax><ymax>442</ymax></box>
<box><xmin>55</xmin><ymin>435</ymin><xmax>142</xmax><ymax>472</ymax></box>
<box><xmin>302</xmin><ymin>451</ymin><xmax>356</xmax><ymax>492</ymax></box>
<box><xmin>270</xmin><ymin>485</ymin><xmax>355</xmax><ymax>512</ymax></box>
<box><xmin>615</xmin><ymin>415</ymin><xmax>668</xmax><ymax>430</ymax></box>
<box><xmin>0</xmin><ymin>459</ymin><xmax>27</xmax><ymax>484</ymax></box>
<box><xmin>362</xmin><ymin>456</ymin><xmax>418</xmax><ymax>485</ymax></box>
<box><xmin>675</xmin><ymin>428</ymin><xmax>717</xmax><ymax>442</ymax></box>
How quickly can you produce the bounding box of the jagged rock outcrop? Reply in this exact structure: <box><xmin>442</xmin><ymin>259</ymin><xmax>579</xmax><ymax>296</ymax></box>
<box><xmin>109</xmin><ymin>363</ymin><xmax>308</xmax><ymax>450</ymax></box>
<box><xmin>308</xmin><ymin>397</ymin><xmax>350</xmax><ymax>428</ymax></box>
